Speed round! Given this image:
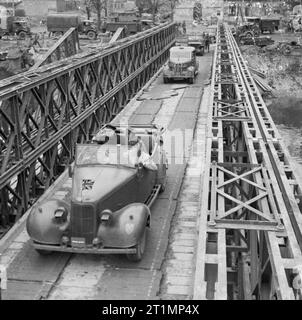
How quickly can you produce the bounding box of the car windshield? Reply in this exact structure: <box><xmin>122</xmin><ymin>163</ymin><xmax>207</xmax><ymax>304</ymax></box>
<box><xmin>170</xmin><ymin>50</ymin><xmax>192</xmax><ymax>62</ymax></box>
<box><xmin>76</xmin><ymin>144</ymin><xmax>137</xmax><ymax>168</ymax></box>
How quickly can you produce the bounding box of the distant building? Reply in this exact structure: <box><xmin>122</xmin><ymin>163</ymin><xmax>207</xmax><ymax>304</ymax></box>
<box><xmin>107</xmin><ymin>0</ymin><xmax>137</xmax><ymax>16</ymax></box>
<box><xmin>56</xmin><ymin>0</ymin><xmax>79</xmax><ymax>12</ymax></box>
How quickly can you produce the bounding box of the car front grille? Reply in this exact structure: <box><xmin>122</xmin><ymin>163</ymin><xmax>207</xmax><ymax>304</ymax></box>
<box><xmin>70</xmin><ymin>203</ymin><xmax>96</xmax><ymax>244</ymax></box>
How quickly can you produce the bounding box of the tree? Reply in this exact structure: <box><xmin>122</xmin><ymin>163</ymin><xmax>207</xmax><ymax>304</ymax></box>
<box><xmin>84</xmin><ymin>0</ymin><xmax>92</xmax><ymax>20</ymax></box>
<box><xmin>135</xmin><ymin>0</ymin><xmax>151</xmax><ymax>16</ymax></box>
<box><xmin>136</xmin><ymin>0</ymin><xmax>178</xmax><ymax>21</ymax></box>
<box><xmin>163</xmin><ymin>0</ymin><xmax>179</xmax><ymax>20</ymax></box>
<box><xmin>85</xmin><ymin>0</ymin><xmax>107</xmax><ymax>30</ymax></box>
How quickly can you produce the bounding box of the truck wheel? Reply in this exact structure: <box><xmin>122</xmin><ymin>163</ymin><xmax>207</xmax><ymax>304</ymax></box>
<box><xmin>35</xmin><ymin>248</ymin><xmax>53</xmax><ymax>256</ymax></box>
<box><xmin>126</xmin><ymin>228</ymin><xmax>146</xmax><ymax>262</ymax></box>
<box><xmin>87</xmin><ymin>31</ymin><xmax>96</xmax><ymax>40</ymax></box>
<box><xmin>18</xmin><ymin>31</ymin><xmax>27</xmax><ymax>40</ymax></box>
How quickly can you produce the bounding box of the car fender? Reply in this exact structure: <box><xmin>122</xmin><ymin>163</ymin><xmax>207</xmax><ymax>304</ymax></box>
<box><xmin>97</xmin><ymin>203</ymin><xmax>150</xmax><ymax>248</ymax></box>
<box><xmin>26</xmin><ymin>199</ymin><xmax>70</xmax><ymax>245</ymax></box>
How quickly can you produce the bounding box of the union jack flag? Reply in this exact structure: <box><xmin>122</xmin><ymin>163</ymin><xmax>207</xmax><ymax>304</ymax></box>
<box><xmin>82</xmin><ymin>179</ymin><xmax>95</xmax><ymax>190</ymax></box>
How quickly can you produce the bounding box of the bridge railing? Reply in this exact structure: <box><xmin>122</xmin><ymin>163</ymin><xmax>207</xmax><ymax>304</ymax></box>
<box><xmin>0</xmin><ymin>22</ymin><xmax>176</xmax><ymax>227</ymax></box>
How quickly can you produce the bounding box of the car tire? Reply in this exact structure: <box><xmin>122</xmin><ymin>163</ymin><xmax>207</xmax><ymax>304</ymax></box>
<box><xmin>188</xmin><ymin>77</ymin><xmax>194</xmax><ymax>84</ymax></box>
<box><xmin>35</xmin><ymin>248</ymin><xmax>53</xmax><ymax>256</ymax></box>
<box><xmin>17</xmin><ymin>31</ymin><xmax>27</xmax><ymax>40</ymax></box>
<box><xmin>127</xmin><ymin>228</ymin><xmax>146</xmax><ymax>262</ymax></box>
<box><xmin>87</xmin><ymin>31</ymin><xmax>96</xmax><ymax>40</ymax></box>
<box><xmin>163</xmin><ymin>77</ymin><xmax>169</xmax><ymax>84</ymax></box>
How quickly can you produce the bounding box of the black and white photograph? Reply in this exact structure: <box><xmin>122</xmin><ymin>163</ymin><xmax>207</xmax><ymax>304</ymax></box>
<box><xmin>0</xmin><ymin>0</ymin><xmax>302</xmax><ymax>306</ymax></box>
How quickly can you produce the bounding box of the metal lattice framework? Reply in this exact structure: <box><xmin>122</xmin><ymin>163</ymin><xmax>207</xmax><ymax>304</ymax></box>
<box><xmin>0</xmin><ymin>22</ymin><xmax>176</xmax><ymax>227</ymax></box>
<box><xmin>193</xmin><ymin>24</ymin><xmax>302</xmax><ymax>300</ymax></box>
<box><xmin>32</xmin><ymin>27</ymin><xmax>80</xmax><ymax>69</ymax></box>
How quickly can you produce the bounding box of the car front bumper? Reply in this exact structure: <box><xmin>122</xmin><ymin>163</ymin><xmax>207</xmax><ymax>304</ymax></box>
<box><xmin>163</xmin><ymin>71</ymin><xmax>193</xmax><ymax>79</ymax></box>
<box><xmin>32</xmin><ymin>241</ymin><xmax>137</xmax><ymax>255</ymax></box>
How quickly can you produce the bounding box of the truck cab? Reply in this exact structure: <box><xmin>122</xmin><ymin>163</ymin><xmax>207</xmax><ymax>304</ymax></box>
<box><xmin>163</xmin><ymin>46</ymin><xmax>199</xmax><ymax>84</ymax></box>
<box><xmin>188</xmin><ymin>35</ymin><xmax>205</xmax><ymax>56</ymax></box>
<box><xmin>80</xmin><ymin>20</ymin><xmax>97</xmax><ymax>39</ymax></box>
<box><xmin>0</xmin><ymin>13</ymin><xmax>30</xmax><ymax>39</ymax></box>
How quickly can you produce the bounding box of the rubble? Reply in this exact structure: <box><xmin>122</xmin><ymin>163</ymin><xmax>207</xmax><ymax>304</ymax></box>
<box><xmin>241</xmin><ymin>44</ymin><xmax>302</xmax><ymax>99</ymax></box>
<box><xmin>242</xmin><ymin>40</ymin><xmax>302</xmax><ymax>129</ymax></box>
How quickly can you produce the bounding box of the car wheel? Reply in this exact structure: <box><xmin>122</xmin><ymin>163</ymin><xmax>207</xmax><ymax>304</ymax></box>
<box><xmin>188</xmin><ymin>77</ymin><xmax>194</xmax><ymax>84</ymax></box>
<box><xmin>35</xmin><ymin>248</ymin><xmax>53</xmax><ymax>256</ymax></box>
<box><xmin>127</xmin><ymin>228</ymin><xmax>146</xmax><ymax>262</ymax></box>
<box><xmin>87</xmin><ymin>31</ymin><xmax>96</xmax><ymax>40</ymax></box>
<box><xmin>18</xmin><ymin>31</ymin><xmax>27</xmax><ymax>40</ymax></box>
<box><xmin>163</xmin><ymin>77</ymin><xmax>169</xmax><ymax>84</ymax></box>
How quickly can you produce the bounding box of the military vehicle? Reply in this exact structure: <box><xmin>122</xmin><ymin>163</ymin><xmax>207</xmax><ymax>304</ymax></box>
<box><xmin>46</xmin><ymin>13</ymin><xmax>97</xmax><ymax>39</ymax></box>
<box><xmin>27</xmin><ymin>124</ymin><xmax>168</xmax><ymax>262</ymax></box>
<box><xmin>163</xmin><ymin>46</ymin><xmax>199</xmax><ymax>84</ymax></box>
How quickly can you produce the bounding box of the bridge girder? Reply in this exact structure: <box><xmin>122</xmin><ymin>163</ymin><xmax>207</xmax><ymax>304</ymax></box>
<box><xmin>0</xmin><ymin>23</ymin><xmax>176</xmax><ymax>226</ymax></box>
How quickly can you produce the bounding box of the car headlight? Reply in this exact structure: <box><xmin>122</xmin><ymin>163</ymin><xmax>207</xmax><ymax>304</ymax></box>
<box><xmin>54</xmin><ymin>206</ymin><xmax>68</xmax><ymax>223</ymax></box>
<box><xmin>187</xmin><ymin>66</ymin><xmax>194</xmax><ymax>72</ymax></box>
<box><xmin>100</xmin><ymin>209</ymin><xmax>112</xmax><ymax>223</ymax></box>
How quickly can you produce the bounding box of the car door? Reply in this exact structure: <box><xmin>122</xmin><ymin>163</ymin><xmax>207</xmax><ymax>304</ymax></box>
<box><xmin>136</xmin><ymin>165</ymin><xmax>157</xmax><ymax>204</ymax></box>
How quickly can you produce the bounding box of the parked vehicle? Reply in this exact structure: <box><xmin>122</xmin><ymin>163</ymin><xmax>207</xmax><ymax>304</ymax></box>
<box><xmin>163</xmin><ymin>46</ymin><xmax>199</xmax><ymax>84</ymax></box>
<box><xmin>0</xmin><ymin>15</ymin><xmax>31</xmax><ymax>39</ymax></box>
<box><xmin>26</xmin><ymin>124</ymin><xmax>168</xmax><ymax>261</ymax></box>
<box><xmin>188</xmin><ymin>36</ymin><xmax>205</xmax><ymax>56</ymax></box>
<box><xmin>102</xmin><ymin>11</ymin><xmax>143</xmax><ymax>35</ymax></box>
<box><xmin>46</xmin><ymin>13</ymin><xmax>97</xmax><ymax>39</ymax></box>
<box><xmin>245</xmin><ymin>16</ymin><xmax>280</xmax><ymax>34</ymax></box>
<box><xmin>236</xmin><ymin>22</ymin><xmax>261</xmax><ymax>38</ymax></box>
<box><xmin>102</xmin><ymin>21</ymin><xmax>142</xmax><ymax>35</ymax></box>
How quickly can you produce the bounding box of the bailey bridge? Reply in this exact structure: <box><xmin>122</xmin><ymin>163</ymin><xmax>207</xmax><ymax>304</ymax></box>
<box><xmin>0</xmin><ymin>21</ymin><xmax>302</xmax><ymax>300</ymax></box>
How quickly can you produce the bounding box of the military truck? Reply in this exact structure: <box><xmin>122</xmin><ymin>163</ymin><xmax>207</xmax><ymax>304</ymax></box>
<box><xmin>0</xmin><ymin>12</ymin><xmax>31</xmax><ymax>39</ymax></box>
<box><xmin>102</xmin><ymin>12</ymin><xmax>142</xmax><ymax>35</ymax></box>
<box><xmin>46</xmin><ymin>13</ymin><xmax>97</xmax><ymax>39</ymax></box>
<box><xmin>245</xmin><ymin>16</ymin><xmax>280</xmax><ymax>34</ymax></box>
<box><xmin>188</xmin><ymin>35</ymin><xmax>205</xmax><ymax>56</ymax></box>
<box><xmin>163</xmin><ymin>46</ymin><xmax>199</xmax><ymax>84</ymax></box>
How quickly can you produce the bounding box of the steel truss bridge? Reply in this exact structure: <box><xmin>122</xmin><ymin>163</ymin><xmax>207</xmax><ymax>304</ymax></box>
<box><xmin>0</xmin><ymin>21</ymin><xmax>302</xmax><ymax>299</ymax></box>
<box><xmin>0</xmin><ymin>23</ymin><xmax>175</xmax><ymax>227</ymax></box>
<box><xmin>194</xmin><ymin>24</ymin><xmax>302</xmax><ymax>300</ymax></box>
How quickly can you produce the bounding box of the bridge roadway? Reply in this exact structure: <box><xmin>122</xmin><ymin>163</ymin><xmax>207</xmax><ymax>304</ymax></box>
<box><xmin>0</xmin><ymin>52</ymin><xmax>213</xmax><ymax>299</ymax></box>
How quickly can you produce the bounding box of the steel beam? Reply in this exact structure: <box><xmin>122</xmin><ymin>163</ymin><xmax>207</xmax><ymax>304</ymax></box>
<box><xmin>32</xmin><ymin>28</ymin><xmax>80</xmax><ymax>70</ymax></box>
<box><xmin>193</xmin><ymin>23</ymin><xmax>302</xmax><ymax>300</ymax></box>
<box><xmin>0</xmin><ymin>22</ymin><xmax>176</xmax><ymax>228</ymax></box>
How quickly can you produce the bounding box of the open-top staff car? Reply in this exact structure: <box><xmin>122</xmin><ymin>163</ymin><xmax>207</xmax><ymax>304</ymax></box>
<box><xmin>163</xmin><ymin>46</ymin><xmax>199</xmax><ymax>84</ymax></box>
<box><xmin>26</xmin><ymin>124</ymin><xmax>168</xmax><ymax>261</ymax></box>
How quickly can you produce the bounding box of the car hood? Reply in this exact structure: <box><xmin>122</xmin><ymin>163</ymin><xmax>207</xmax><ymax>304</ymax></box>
<box><xmin>72</xmin><ymin>165</ymin><xmax>136</xmax><ymax>203</ymax></box>
<box><xmin>170</xmin><ymin>58</ymin><xmax>191</xmax><ymax>64</ymax></box>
